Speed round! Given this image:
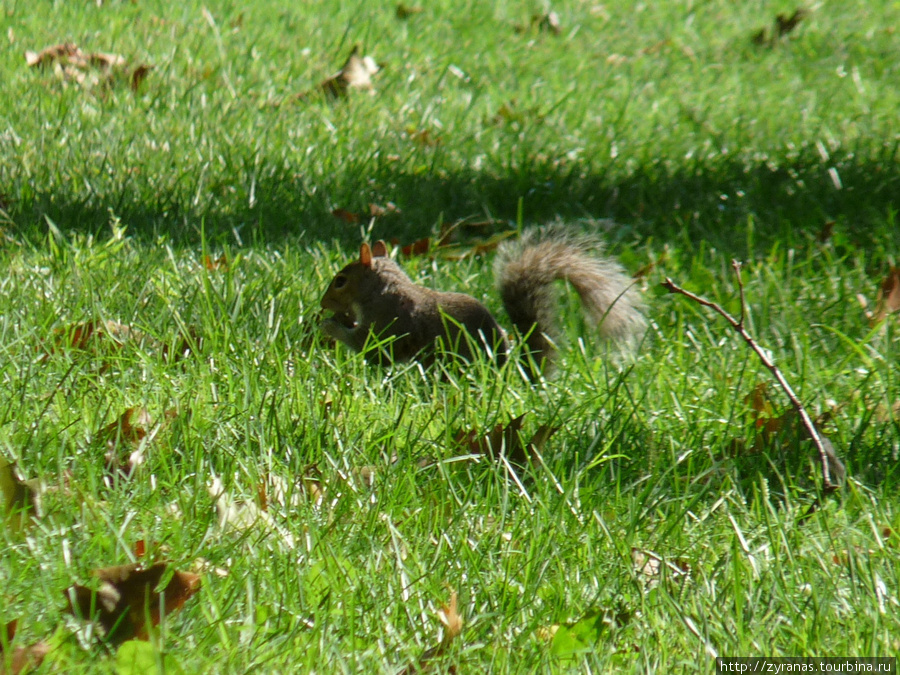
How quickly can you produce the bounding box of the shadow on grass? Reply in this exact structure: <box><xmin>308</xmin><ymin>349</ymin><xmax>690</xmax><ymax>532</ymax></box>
<box><xmin>9</xmin><ymin>147</ymin><xmax>899</xmax><ymax>258</ymax></box>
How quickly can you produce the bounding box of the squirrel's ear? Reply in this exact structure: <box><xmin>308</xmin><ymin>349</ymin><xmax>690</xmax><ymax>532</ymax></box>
<box><xmin>372</xmin><ymin>240</ymin><xmax>388</xmax><ymax>258</ymax></box>
<box><xmin>359</xmin><ymin>242</ymin><xmax>373</xmax><ymax>266</ymax></box>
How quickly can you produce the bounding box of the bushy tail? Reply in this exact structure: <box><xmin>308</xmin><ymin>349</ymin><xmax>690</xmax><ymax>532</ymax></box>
<box><xmin>494</xmin><ymin>225</ymin><xmax>646</xmax><ymax>372</ymax></box>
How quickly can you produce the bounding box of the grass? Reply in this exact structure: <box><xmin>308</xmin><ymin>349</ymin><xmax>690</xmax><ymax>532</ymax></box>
<box><xmin>1</xmin><ymin>0</ymin><xmax>899</xmax><ymax>672</ymax></box>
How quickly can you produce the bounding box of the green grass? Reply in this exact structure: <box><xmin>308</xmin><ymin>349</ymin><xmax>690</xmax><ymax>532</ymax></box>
<box><xmin>1</xmin><ymin>0</ymin><xmax>899</xmax><ymax>672</ymax></box>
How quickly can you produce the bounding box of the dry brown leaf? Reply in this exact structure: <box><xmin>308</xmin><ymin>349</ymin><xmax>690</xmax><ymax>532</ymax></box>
<box><xmin>42</xmin><ymin>319</ymin><xmax>158</xmax><ymax>363</ymax></box>
<box><xmin>744</xmin><ymin>382</ymin><xmax>776</xmax><ymax>418</ymax></box>
<box><xmin>396</xmin><ymin>3</ymin><xmax>423</xmax><ymax>20</ymax></box>
<box><xmin>320</xmin><ymin>45</ymin><xmax>379</xmax><ymax>99</ymax></box>
<box><xmin>400</xmin><ymin>237</ymin><xmax>431</xmax><ymax>257</ymax></box>
<box><xmin>331</xmin><ymin>208</ymin><xmax>360</xmax><ymax>224</ymax></box>
<box><xmin>875</xmin><ymin>400</ymin><xmax>900</xmax><ymax>423</ymax></box>
<box><xmin>202</xmin><ymin>253</ymin><xmax>229</xmax><ymax>271</ymax></box>
<box><xmin>873</xmin><ymin>267</ymin><xmax>900</xmax><ymax>323</ymax></box>
<box><xmin>369</xmin><ymin>202</ymin><xmax>401</xmax><ymax>217</ymax></box>
<box><xmin>775</xmin><ymin>9</ymin><xmax>808</xmax><ymax>37</ymax></box>
<box><xmin>101</xmin><ymin>407</ymin><xmax>175</xmax><ymax>478</ymax></box>
<box><xmin>437</xmin><ymin>591</ymin><xmax>463</xmax><ymax>643</ymax></box>
<box><xmin>130</xmin><ymin>64</ymin><xmax>152</xmax><ymax>91</ymax></box>
<box><xmin>101</xmin><ymin>407</ymin><xmax>154</xmax><ymax>446</ymax></box>
<box><xmin>0</xmin><ymin>619</ymin><xmax>50</xmax><ymax>675</ymax></box>
<box><xmin>406</xmin><ymin>127</ymin><xmax>442</xmax><ymax>147</ymax></box>
<box><xmin>454</xmin><ymin>414</ymin><xmax>557</xmax><ymax>469</ymax></box>
<box><xmin>514</xmin><ymin>12</ymin><xmax>561</xmax><ymax>35</ymax></box>
<box><xmin>64</xmin><ymin>562</ymin><xmax>201</xmax><ymax>645</ymax></box>
<box><xmin>632</xmin><ymin>548</ymin><xmax>690</xmax><ymax>580</ymax></box>
<box><xmin>817</xmin><ymin>220</ymin><xmax>835</xmax><ymax>243</ymax></box>
<box><xmin>400</xmin><ymin>590</ymin><xmax>463</xmax><ymax>674</ymax></box>
<box><xmin>751</xmin><ymin>8</ymin><xmax>808</xmax><ymax>46</ymax></box>
<box><xmin>632</xmin><ymin>252</ymin><xmax>668</xmax><ymax>279</ymax></box>
<box><xmin>1</xmin><ymin>457</ymin><xmax>40</xmax><ymax>532</ymax></box>
<box><xmin>24</xmin><ymin>42</ymin><xmax>80</xmax><ymax>68</ymax></box>
<box><xmin>640</xmin><ymin>39</ymin><xmax>671</xmax><ymax>55</ymax></box>
<box><xmin>751</xmin><ymin>29</ymin><xmax>768</xmax><ymax>45</ymax></box>
<box><xmin>25</xmin><ymin>43</ymin><xmax>150</xmax><ymax>91</ymax></box>
<box><xmin>161</xmin><ymin>326</ymin><xmax>203</xmax><ymax>363</ymax></box>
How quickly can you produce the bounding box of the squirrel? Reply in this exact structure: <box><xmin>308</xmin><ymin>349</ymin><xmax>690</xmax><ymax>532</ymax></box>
<box><xmin>319</xmin><ymin>226</ymin><xmax>646</xmax><ymax>377</ymax></box>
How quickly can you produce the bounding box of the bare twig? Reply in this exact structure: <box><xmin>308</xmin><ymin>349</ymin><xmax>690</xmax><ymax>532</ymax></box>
<box><xmin>662</xmin><ymin>262</ymin><xmax>845</xmax><ymax>493</ymax></box>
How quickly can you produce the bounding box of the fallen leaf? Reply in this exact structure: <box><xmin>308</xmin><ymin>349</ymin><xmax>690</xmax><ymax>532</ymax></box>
<box><xmin>64</xmin><ymin>562</ymin><xmax>201</xmax><ymax>645</ymax></box>
<box><xmin>873</xmin><ymin>267</ymin><xmax>900</xmax><ymax>323</ymax></box>
<box><xmin>100</xmin><ymin>407</ymin><xmax>174</xmax><ymax>478</ymax></box>
<box><xmin>437</xmin><ymin>591</ymin><xmax>463</xmax><ymax>643</ymax></box>
<box><xmin>406</xmin><ymin>127</ymin><xmax>442</xmax><ymax>147</ymax></box>
<box><xmin>320</xmin><ymin>45</ymin><xmax>379</xmax><ymax>99</ymax></box>
<box><xmin>202</xmin><ymin>253</ymin><xmax>229</xmax><ymax>271</ymax></box>
<box><xmin>0</xmin><ymin>620</ymin><xmax>50</xmax><ymax>675</ymax></box>
<box><xmin>750</xmin><ymin>8</ymin><xmax>808</xmax><ymax>46</ymax></box>
<box><xmin>775</xmin><ymin>9</ymin><xmax>808</xmax><ymax>37</ymax></box>
<box><xmin>547</xmin><ymin>607</ymin><xmax>632</xmax><ymax>658</ymax></box>
<box><xmin>539</xmin><ymin>11</ymin><xmax>561</xmax><ymax>35</ymax></box>
<box><xmin>24</xmin><ymin>42</ymin><xmax>80</xmax><ymax>68</ymax></box>
<box><xmin>817</xmin><ymin>220</ymin><xmax>835</xmax><ymax>243</ymax></box>
<box><xmin>632</xmin><ymin>252</ymin><xmax>669</xmax><ymax>279</ymax></box>
<box><xmin>396</xmin><ymin>3</ymin><xmax>423</xmax><ymax>20</ymax></box>
<box><xmin>744</xmin><ymin>382</ymin><xmax>776</xmax><ymax>418</ymax></box>
<box><xmin>400</xmin><ymin>590</ymin><xmax>463</xmax><ymax>674</ymax></box>
<box><xmin>161</xmin><ymin>326</ymin><xmax>203</xmax><ymax>362</ymax></box>
<box><xmin>632</xmin><ymin>548</ymin><xmax>690</xmax><ymax>580</ymax></box>
<box><xmin>400</xmin><ymin>237</ymin><xmax>431</xmax><ymax>257</ymax></box>
<box><xmin>209</xmin><ymin>477</ymin><xmax>296</xmax><ymax>548</ymax></box>
<box><xmin>454</xmin><ymin>414</ymin><xmax>557</xmax><ymax>470</ymax></box>
<box><xmin>331</xmin><ymin>208</ymin><xmax>360</xmax><ymax>224</ymax></box>
<box><xmin>43</xmin><ymin>319</ymin><xmax>154</xmax><ymax>360</ymax></box>
<box><xmin>640</xmin><ymin>39</ymin><xmax>671</xmax><ymax>55</ymax></box>
<box><xmin>369</xmin><ymin>202</ymin><xmax>400</xmax><ymax>217</ymax></box>
<box><xmin>751</xmin><ymin>29</ymin><xmax>768</xmax><ymax>45</ymax></box>
<box><xmin>25</xmin><ymin>42</ymin><xmax>150</xmax><ymax>91</ymax></box>
<box><xmin>514</xmin><ymin>12</ymin><xmax>562</xmax><ymax>35</ymax></box>
<box><xmin>0</xmin><ymin>457</ymin><xmax>40</xmax><ymax>532</ymax></box>
<box><xmin>874</xmin><ymin>400</ymin><xmax>900</xmax><ymax>423</ymax></box>
<box><xmin>130</xmin><ymin>64</ymin><xmax>152</xmax><ymax>91</ymax></box>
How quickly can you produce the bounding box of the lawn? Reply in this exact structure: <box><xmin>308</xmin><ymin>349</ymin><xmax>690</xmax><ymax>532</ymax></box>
<box><xmin>1</xmin><ymin>0</ymin><xmax>899</xmax><ymax>672</ymax></box>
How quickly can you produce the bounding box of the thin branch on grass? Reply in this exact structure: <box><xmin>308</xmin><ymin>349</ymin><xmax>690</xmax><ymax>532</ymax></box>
<box><xmin>662</xmin><ymin>261</ymin><xmax>846</xmax><ymax>493</ymax></box>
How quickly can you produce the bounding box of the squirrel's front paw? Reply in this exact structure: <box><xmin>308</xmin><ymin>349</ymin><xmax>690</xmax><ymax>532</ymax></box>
<box><xmin>321</xmin><ymin>317</ymin><xmax>350</xmax><ymax>342</ymax></box>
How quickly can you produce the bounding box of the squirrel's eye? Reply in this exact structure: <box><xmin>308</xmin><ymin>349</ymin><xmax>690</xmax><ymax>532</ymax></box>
<box><xmin>333</xmin><ymin>274</ymin><xmax>347</xmax><ymax>289</ymax></box>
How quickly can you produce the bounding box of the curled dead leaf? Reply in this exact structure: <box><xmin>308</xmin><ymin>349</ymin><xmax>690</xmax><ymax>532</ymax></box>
<box><xmin>396</xmin><ymin>4</ymin><xmax>423</xmax><ymax>20</ymax></box>
<box><xmin>64</xmin><ymin>562</ymin><xmax>201</xmax><ymax>645</ymax></box>
<box><xmin>24</xmin><ymin>42</ymin><xmax>80</xmax><ymax>68</ymax></box>
<box><xmin>400</xmin><ymin>590</ymin><xmax>463</xmax><ymax>674</ymax></box>
<box><xmin>406</xmin><ymin>127</ymin><xmax>442</xmax><ymax>147</ymax></box>
<box><xmin>130</xmin><ymin>64</ymin><xmax>152</xmax><ymax>91</ymax></box>
<box><xmin>101</xmin><ymin>407</ymin><xmax>175</xmax><ymax>479</ymax></box>
<box><xmin>369</xmin><ymin>202</ymin><xmax>401</xmax><ymax>217</ymax></box>
<box><xmin>25</xmin><ymin>42</ymin><xmax>151</xmax><ymax>91</ymax></box>
<box><xmin>514</xmin><ymin>12</ymin><xmax>561</xmax><ymax>35</ymax></box>
<box><xmin>202</xmin><ymin>253</ymin><xmax>229</xmax><ymax>271</ymax></box>
<box><xmin>632</xmin><ymin>252</ymin><xmax>668</xmax><ymax>279</ymax></box>
<box><xmin>873</xmin><ymin>267</ymin><xmax>900</xmax><ymax>323</ymax></box>
<box><xmin>775</xmin><ymin>9</ymin><xmax>808</xmax><ymax>36</ymax></box>
<box><xmin>0</xmin><ymin>620</ymin><xmax>50</xmax><ymax>675</ymax></box>
<box><xmin>751</xmin><ymin>8</ymin><xmax>808</xmax><ymax>46</ymax></box>
<box><xmin>320</xmin><ymin>45</ymin><xmax>379</xmax><ymax>99</ymax></box>
<box><xmin>454</xmin><ymin>414</ymin><xmax>557</xmax><ymax>470</ymax></box>
<box><xmin>1</xmin><ymin>457</ymin><xmax>41</xmax><ymax>532</ymax></box>
<box><xmin>331</xmin><ymin>208</ymin><xmax>360</xmax><ymax>224</ymax></box>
